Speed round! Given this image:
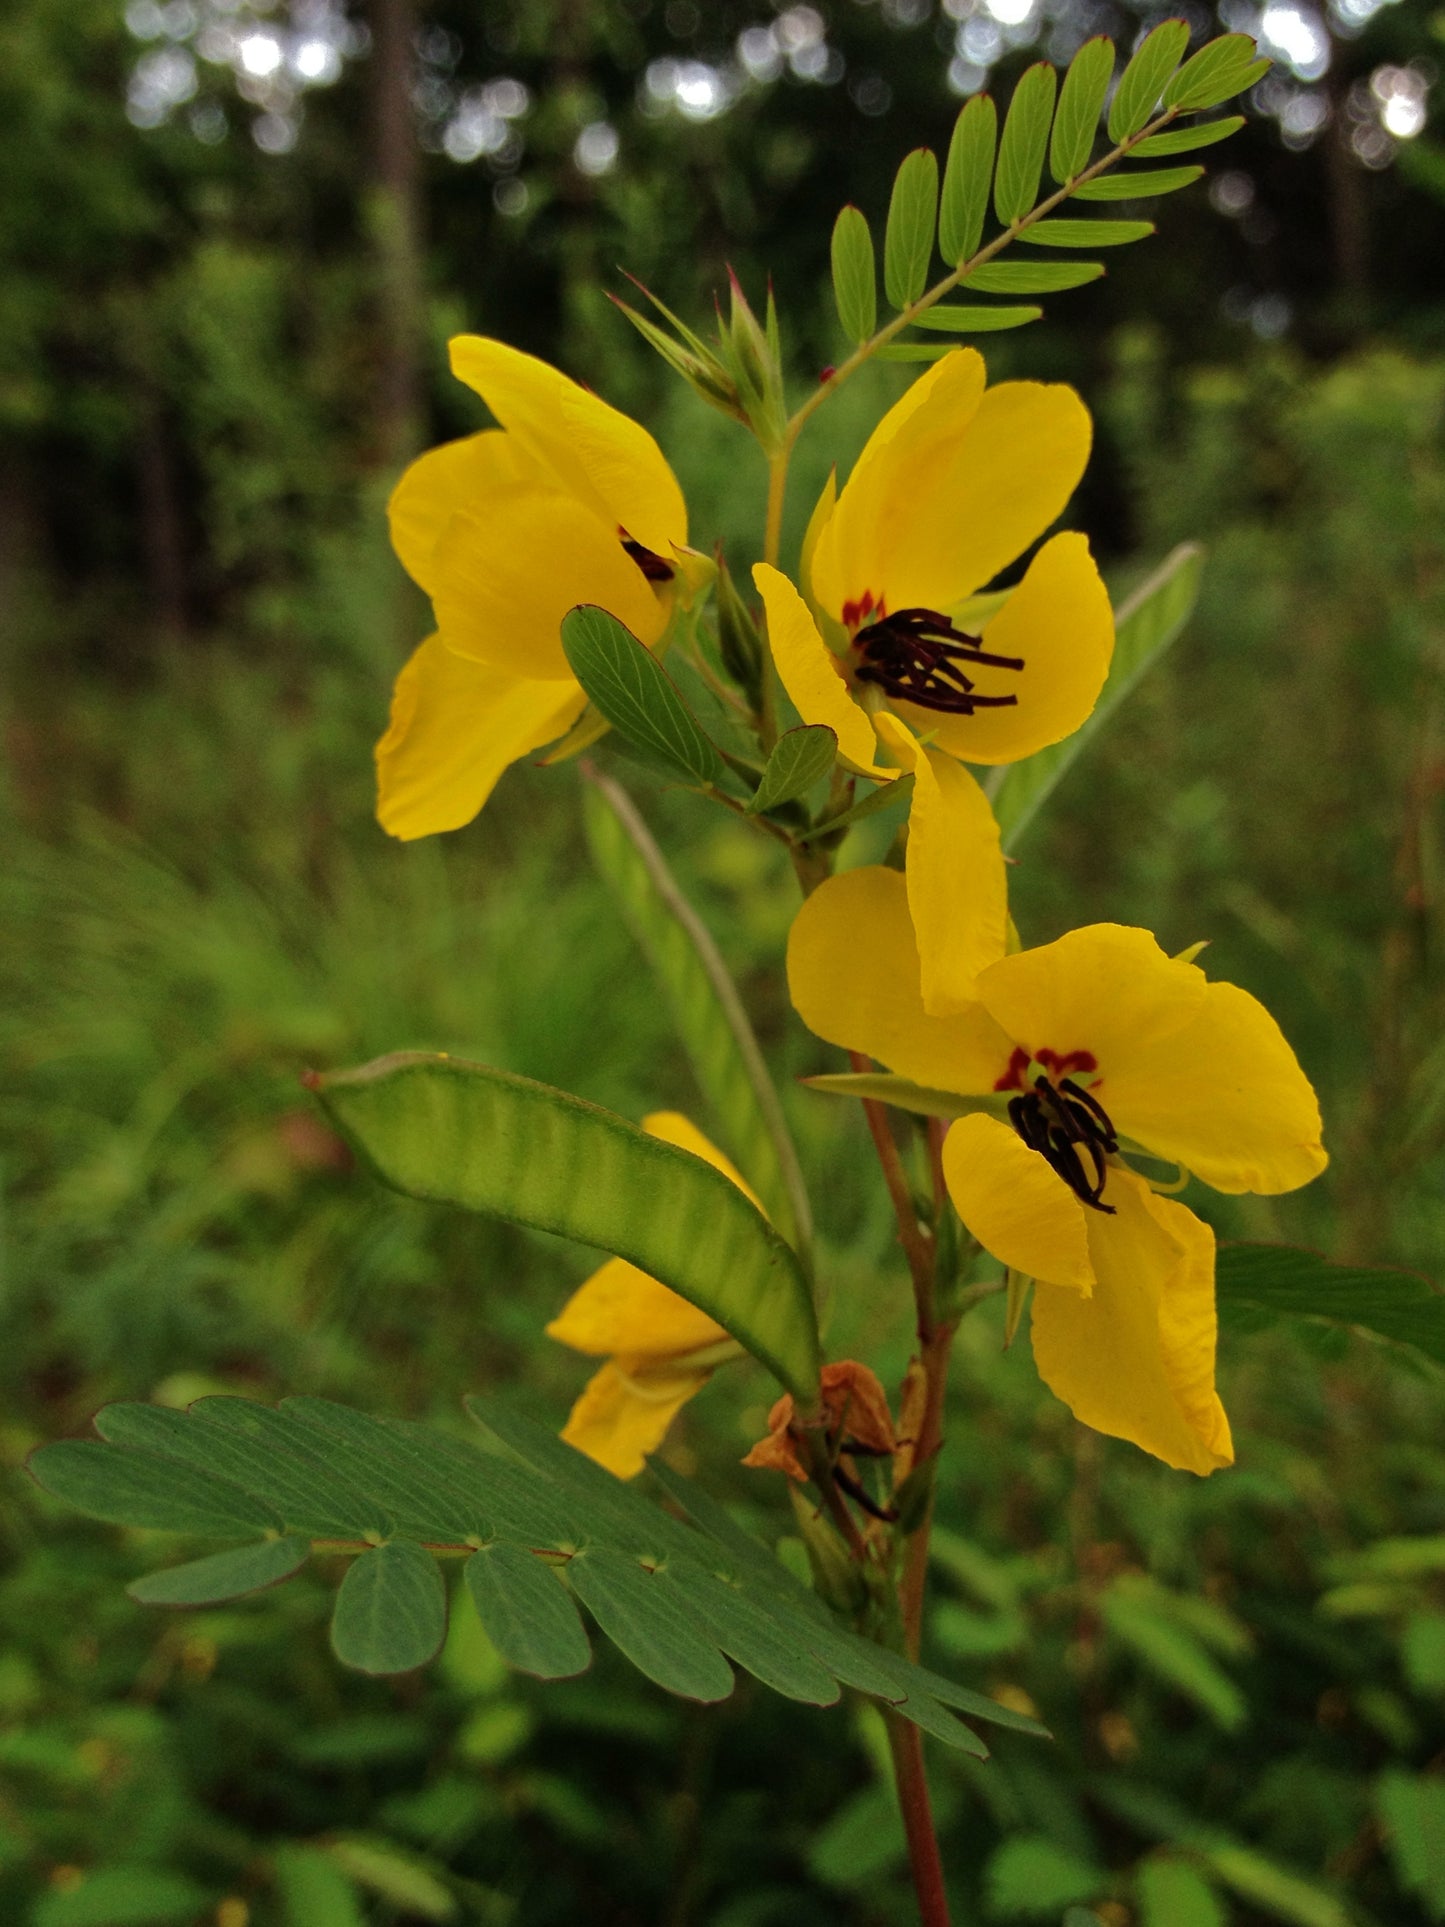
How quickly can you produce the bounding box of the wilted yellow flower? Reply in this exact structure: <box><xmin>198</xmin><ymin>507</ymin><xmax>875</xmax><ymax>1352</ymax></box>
<box><xmin>377</xmin><ymin>336</ymin><xmax>703</xmax><ymax>840</ymax></box>
<box><xmin>789</xmin><ymin>868</ymin><xmax>1327</xmax><ymax>1475</ymax></box>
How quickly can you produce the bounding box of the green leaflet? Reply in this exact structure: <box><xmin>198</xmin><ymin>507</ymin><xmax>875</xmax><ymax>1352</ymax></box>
<box><xmin>748</xmin><ymin>724</ymin><xmax>838</xmax><ymax>813</ymax></box>
<box><xmin>560</xmin><ymin>604</ymin><xmax>723</xmax><ymax>789</ymax></box>
<box><xmin>29</xmin><ymin>1439</ymin><xmax>283</xmax><ymax>1537</ymax></box>
<box><xmin>1136</xmin><ymin>1857</ymin><xmax>1228</xmax><ymax>1927</ymax></box>
<box><xmin>910</xmin><ymin>304</ymin><xmax>1042</xmax><ymax>333</ymax></box>
<box><xmin>884</xmin><ymin>147</ymin><xmax>940</xmax><ymax>308</ymax></box>
<box><xmin>989</xmin><ymin>545</ymin><xmax>1199</xmax><ymax>842</ymax></box>
<box><xmin>994</xmin><ymin>61</ymin><xmax>1057</xmax><ymax>225</ymax></box>
<box><xmin>801</xmin><ymin>771</ymin><xmax>914</xmax><ymax>842</ymax></box>
<box><xmin>581</xmin><ymin>769</ymin><xmax>813</xmax><ymax>1263</ymax></box>
<box><xmin>801</xmin><ymin>1072</ymin><xmax>1011</xmax><ymax>1124</ymax></box>
<box><xmin>989</xmin><ymin>541</ymin><xmax>1203</xmax><ymax>850</ymax></box>
<box><xmin>1050</xmin><ymin>36</ymin><xmax>1114</xmax><ymax>183</ymax></box>
<box><xmin>331</xmin><ymin>1541</ymin><xmax>448</xmax><ymax>1675</ymax></box>
<box><xmin>1022</xmin><ymin>217</ymin><xmax>1155</xmax><ymax>246</ymax></box>
<box><xmin>961</xmin><ymin>258</ymin><xmax>1104</xmax><ymax>293</ymax></box>
<box><xmin>1073</xmin><ymin>165</ymin><xmax>1205</xmax><ymax>200</ymax></box>
<box><xmin>830</xmin><ymin>204</ymin><xmax>876</xmax><ymax>344</ymax></box>
<box><xmin>1376</xmin><ymin>1772</ymin><xmax>1445</xmax><ymax>1920</ymax></box>
<box><xmin>875</xmin><ymin>341</ymin><xmax>957</xmax><ymax>361</ymax></box>
<box><xmin>310</xmin><ymin>1050</ymin><xmax>819</xmax><ymax>1396</ymax></box>
<box><xmin>128</xmin><ymin>1535</ymin><xmax>311</xmax><ymax>1606</ymax></box>
<box><xmin>1164</xmin><ymin>33</ymin><xmax>1267</xmax><ymax>111</ymax></box>
<box><xmin>1108</xmin><ymin>19</ymin><xmax>1192</xmax><ymax>141</ymax></box>
<box><xmin>30</xmin><ymin>1394</ymin><xmax>1040</xmax><ymax>1746</ymax></box>
<box><xmin>1215</xmin><ymin>1243</ymin><xmax>1445</xmax><ymax>1370</ymax></box>
<box><xmin>274</xmin><ymin>1846</ymin><xmax>368</xmax><ymax>1927</ymax></box>
<box><xmin>1131</xmin><ymin>115</ymin><xmax>1245</xmax><ymax>157</ymax></box>
<box><xmin>940</xmin><ymin>93</ymin><xmax>997</xmax><ymax>264</ymax></box>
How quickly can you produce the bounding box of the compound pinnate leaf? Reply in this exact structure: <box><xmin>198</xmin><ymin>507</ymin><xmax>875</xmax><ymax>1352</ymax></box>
<box><xmin>566</xmin><ymin>1546</ymin><xmax>737</xmax><ymax>1701</ymax></box>
<box><xmin>1164</xmin><ymin>33</ymin><xmax>1265</xmax><ymax>111</ymax></box>
<box><xmin>1022</xmin><ymin>217</ymin><xmax>1155</xmax><ymax>247</ymax></box>
<box><xmin>1108</xmin><ymin>19</ymin><xmax>1192</xmax><ymax>141</ymax></box>
<box><xmin>940</xmin><ymin>93</ymin><xmax>997</xmax><ymax>264</ymax></box>
<box><xmin>331</xmin><ymin>1541</ymin><xmax>448</xmax><ymax>1675</ymax></box>
<box><xmin>748</xmin><ymin>724</ymin><xmax>838</xmax><ymax>814</ymax></box>
<box><xmin>1215</xmin><ymin>1243</ymin><xmax>1445</xmax><ymax>1369</ymax></box>
<box><xmin>1131</xmin><ymin>115</ymin><xmax>1244</xmax><ymax>157</ymax></box>
<box><xmin>464</xmin><ymin>1542</ymin><xmax>591</xmax><ymax>1679</ymax></box>
<box><xmin>830</xmin><ymin>205</ymin><xmax>876</xmax><ymax>344</ymax></box>
<box><xmin>560</xmin><ymin>604</ymin><xmax>722</xmax><ymax>789</ymax></box>
<box><xmin>911</xmin><ymin>304</ymin><xmax>1043</xmax><ymax>333</ymax></box>
<box><xmin>962</xmin><ymin>259</ymin><xmax>1104</xmax><ymax>293</ymax></box>
<box><xmin>29</xmin><ymin>1439</ymin><xmax>283</xmax><ymax>1537</ymax></box>
<box><xmin>995</xmin><ymin>62</ymin><xmax>1057</xmax><ymax>225</ymax></box>
<box><xmin>884</xmin><ymin>148</ymin><xmax>940</xmax><ymax>308</ymax></box>
<box><xmin>128</xmin><ymin>1535</ymin><xmax>311</xmax><ymax>1607</ymax></box>
<box><xmin>312</xmin><ymin>1051</ymin><xmax>819</xmax><ymax>1398</ymax></box>
<box><xmin>1073</xmin><ymin>165</ymin><xmax>1205</xmax><ymax>200</ymax></box>
<box><xmin>1050</xmin><ymin>36</ymin><xmax>1114</xmax><ymax>183</ymax></box>
<box><xmin>663</xmin><ymin>1562</ymin><xmax>841</xmax><ymax>1705</ymax></box>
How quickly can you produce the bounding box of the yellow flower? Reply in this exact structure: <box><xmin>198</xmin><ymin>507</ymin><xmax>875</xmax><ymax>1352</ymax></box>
<box><xmin>788</xmin><ymin>868</ymin><xmax>1327</xmax><ymax>1475</ymax></box>
<box><xmin>376</xmin><ymin>335</ymin><xmax>700</xmax><ymax>840</ymax></box>
<box><xmin>751</xmin><ymin>346</ymin><xmax>1113</xmax><ymax>784</ymax></box>
<box><xmin>545</xmin><ymin>1112</ymin><xmax>752</xmax><ymax>1478</ymax></box>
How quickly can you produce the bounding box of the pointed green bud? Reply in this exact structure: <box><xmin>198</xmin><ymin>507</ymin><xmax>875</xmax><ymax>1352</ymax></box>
<box><xmin>608</xmin><ymin>293</ymin><xmax>745</xmax><ymax>423</ymax></box>
<box><xmin>719</xmin><ymin>268</ymin><xmax>787</xmax><ymax>451</ymax></box>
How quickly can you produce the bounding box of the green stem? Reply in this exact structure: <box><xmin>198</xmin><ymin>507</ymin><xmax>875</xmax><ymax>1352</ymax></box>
<box><xmin>885</xmin><ymin>1708</ymin><xmax>952</xmax><ymax>1927</ymax></box>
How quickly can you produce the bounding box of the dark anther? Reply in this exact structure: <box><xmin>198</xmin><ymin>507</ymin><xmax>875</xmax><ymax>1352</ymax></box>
<box><xmin>620</xmin><ymin>534</ymin><xmax>675</xmax><ymax>583</ymax></box>
<box><xmin>1007</xmin><ymin>1071</ymin><xmax>1119</xmax><ymax>1214</ymax></box>
<box><xmin>853</xmin><ymin>607</ymin><xmax>1023</xmax><ymax>716</ymax></box>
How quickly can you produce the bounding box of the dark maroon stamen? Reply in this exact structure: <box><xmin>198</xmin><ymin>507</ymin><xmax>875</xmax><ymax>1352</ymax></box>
<box><xmin>1006</xmin><ymin>1072</ymin><xmax>1120</xmax><ymax>1214</ymax></box>
<box><xmin>620</xmin><ymin>534</ymin><xmax>675</xmax><ymax>583</ymax></box>
<box><xmin>852</xmin><ymin>607</ymin><xmax>1023</xmax><ymax>716</ymax></box>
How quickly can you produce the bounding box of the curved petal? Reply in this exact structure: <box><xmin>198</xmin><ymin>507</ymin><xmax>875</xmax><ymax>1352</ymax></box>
<box><xmin>545</xmin><ymin>1257</ymin><xmax>729</xmax><ymax>1359</ymax></box>
<box><xmin>787</xmin><ymin>866</ymin><xmax>1014</xmax><ymax>1090</ymax></box>
<box><xmin>1106</xmin><ymin>979</ymin><xmax>1328</xmax><ymax>1195</ymax></box>
<box><xmin>976</xmin><ymin>924</ymin><xmax>1208</xmax><ymax>1073</ymax></box>
<box><xmin>388</xmin><ymin>431</ymin><xmax>525</xmax><ymax>596</ymax></box>
<box><xmin>449</xmin><ymin>334</ymin><xmax>686</xmax><ymax>556</ymax></box>
<box><xmin>753</xmin><ymin>563</ymin><xmax>891</xmax><ymax>777</ymax></box>
<box><xmin>1031</xmin><ymin>1173</ymin><xmax>1233</xmax><ymax>1475</ymax></box>
<box><xmin>942</xmin><ymin>1112</ymin><xmax>1094</xmax><ymax>1290</ymax></box>
<box><xmin>878</xmin><ymin>379</ymin><xmax>1092</xmax><ymax>615</ymax></box>
<box><xmin>874</xmin><ymin>714</ymin><xmax>1008</xmax><ymax>1014</ymax></box>
<box><xmin>811</xmin><ymin>351</ymin><xmax>987</xmax><ymax>618</ymax></box>
<box><xmin>560</xmin><ymin>1359</ymin><xmax>712</xmax><ymax>1479</ymax></box>
<box><xmin>892</xmin><ymin>533</ymin><xmax>1114</xmax><ymax>766</ymax></box>
<box><xmin>432</xmin><ymin>486</ymin><xmax>666</xmax><ymax>680</ymax></box>
<box><xmin>375</xmin><ymin>636</ymin><xmax>585</xmax><ymax>841</ymax></box>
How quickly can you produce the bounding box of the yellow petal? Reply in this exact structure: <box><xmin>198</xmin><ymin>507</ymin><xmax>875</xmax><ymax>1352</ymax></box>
<box><xmin>874</xmin><ymin>714</ymin><xmax>1008</xmax><ymax>1014</ymax></box>
<box><xmin>449</xmin><ymin>334</ymin><xmax>686</xmax><ymax>557</ymax></box>
<box><xmin>942</xmin><ymin>1112</ymin><xmax>1094</xmax><ymax>1290</ymax></box>
<box><xmin>892</xmin><ymin>533</ymin><xmax>1114</xmax><ymax>766</ymax></box>
<box><xmin>432</xmin><ymin>485</ymin><xmax>666</xmax><ymax>680</ymax></box>
<box><xmin>752</xmin><ymin>563</ymin><xmax>891</xmax><ymax>777</ymax></box>
<box><xmin>811</xmin><ymin>351</ymin><xmax>987</xmax><ymax>618</ymax></box>
<box><xmin>560</xmin><ymin>1359</ymin><xmax>712</xmax><ymax>1480</ymax></box>
<box><xmin>1030</xmin><ymin>1172</ymin><xmax>1233</xmax><ymax>1475</ymax></box>
<box><xmin>388</xmin><ymin>431</ymin><xmax>524</xmax><ymax>597</ymax></box>
<box><xmin>976</xmin><ymin>924</ymin><xmax>1208</xmax><ymax>1072</ymax></box>
<box><xmin>545</xmin><ymin>1256</ymin><xmax>729</xmax><ymax>1358</ymax></box>
<box><xmin>375</xmin><ymin>635</ymin><xmax>585</xmax><ymax>841</ymax></box>
<box><xmin>787</xmin><ymin>866</ymin><xmax>1014</xmax><ymax>1089</ymax></box>
<box><xmin>1105</xmin><ymin>979</ymin><xmax>1328</xmax><ymax>1196</ymax></box>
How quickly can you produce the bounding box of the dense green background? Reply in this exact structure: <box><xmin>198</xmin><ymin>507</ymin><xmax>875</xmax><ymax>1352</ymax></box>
<box><xmin>4</xmin><ymin>1</ymin><xmax>1445</xmax><ymax>1923</ymax></box>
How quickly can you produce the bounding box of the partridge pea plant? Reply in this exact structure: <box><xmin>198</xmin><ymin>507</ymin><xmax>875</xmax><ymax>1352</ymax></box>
<box><xmin>30</xmin><ymin>29</ymin><xmax>1435</xmax><ymax>1926</ymax></box>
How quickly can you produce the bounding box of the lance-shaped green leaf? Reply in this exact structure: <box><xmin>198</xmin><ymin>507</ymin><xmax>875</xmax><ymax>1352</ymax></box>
<box><xmin>802</xmin><ymin>771</ymin><xmax>914</xmax><ymax>843</ymax></box>
<box><xmin>748</xmin><ymin>725</ymin><xmax>838</xmax><ymax>814</ymax></box>
<box><xmin>310</xmin><ymin>1051</ymin><xmax>819</xmax><ymax>1397</ymax></box>
<box><xmin>581</xmin><ymin>769</ymin><xmax>813</xmax><ymax>1264</ymax></box>
<box><xmin>940</xmin><ymin>93</ymin><xmax>997</xmax><ymax>264</ymax></box>
<box><xmin>1050</xmin><ymin>36</ymin><xmax>1114</xmax><ymax>183</ymax></box>
<box><xmin>989</xmin><ymin>542</ymin><xmax>1202</xmax><ymax>850</ymax></box>
<box><xmin>560</xmin><ymin>605</ymin><xmax>723</xmax><ymax>789</ymax></box>
<box><xmin>1215</xmin><ymin>1245</ymin><xmax>1445</xmax><ymax>1369</ymax></box>
<box><xmin>995</xmin><ymin>62</ymin><xmax>1058</xmax><ymax>225</ymax></box>
<box><xmin>331</xmin><ymin>1541</ymin><xmax>448</xmax><ymax>1675</ymax></box>
<box><xmin>884</xmin><ymin>147</ymin><xmax>940</xmax><ymax>308</ymax></box>
<box><xmin>1131</xmin><ymin>114</ymin><xmax>1244</xmax><ymax>157</ymax></box>
<box><xmin>962</xmin><ymin>258</ymin><xmax>1104</xmax><ymax>293</ymax></box>
<box><xmin>1164</xmin><ymin>33</ymin><xmax>1267</xmax><ymax>111</ymax></box>
<box><xmin>1108</xmin><ymin>19</ymin><xmax>1192</xmax><ymax>141</ymax></box>
<box><xmin>830</xmin><ymin>205</ymin><xmax>877</xmax><ymax>344</ymax></box>
<box><xmin>128</xmin><ymin>1535</ymin><xmax>311</xmax><ymax>1607</ymax></box>
<box><xmin>911</xmin><ymin>304</ymin><xmax>1043</xmax><ymax>333</ymax></box>
<box><xmin>1074</xmin><ymin>164</ymin><xmax>1205</xmax><ymax>200</ymax></box>
<box><xmin>1022</xmin><ymin>217</ymin><xmax>1155</xmax><ymax>247</ymax></box>
<box><xmin>802</xmin><ymin>1072</ymin><xmax>1011</xmax><ymax>1123</ymax></box>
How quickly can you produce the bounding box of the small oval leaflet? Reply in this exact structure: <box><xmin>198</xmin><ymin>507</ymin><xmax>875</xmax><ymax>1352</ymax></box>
<box><xmin>331</xmin><ymin>1541</ymin><xmax>448</xmax><ymax>1676</ymax></box>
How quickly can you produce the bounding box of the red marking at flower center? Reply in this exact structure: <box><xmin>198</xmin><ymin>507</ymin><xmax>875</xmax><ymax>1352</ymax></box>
<box><xmin>842</xmin><ymin>589</ymin><xmax>885</xmax><ymax>632</ymax></box>
<box><xmin>993</xmin><ymin>1046</ymin><xmax>1099</xmax><ymax>1093</ymax></box>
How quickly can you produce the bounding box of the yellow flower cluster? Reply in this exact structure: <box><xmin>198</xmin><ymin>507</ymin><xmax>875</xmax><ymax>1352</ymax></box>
<box><xmin>377</xmin><ymin>336</ymin><xmax>1326</xmax><ymax>1480</ymax></box>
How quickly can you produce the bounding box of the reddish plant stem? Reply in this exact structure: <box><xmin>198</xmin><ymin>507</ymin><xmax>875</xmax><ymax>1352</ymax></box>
<box><xmin>885</xmin><ymin>1708</ymin><xmax>953</xmax><ymax>1926</ymax></box>
<box><xmin>848</xmin><ymin>1051</ymin><xmax>934</xmax><ymax>1324</ymax></box>
<box><xmin>899</xmin><ymin>1317</ymin><xmax>957</xmax><ymax>1660</ymax></box>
